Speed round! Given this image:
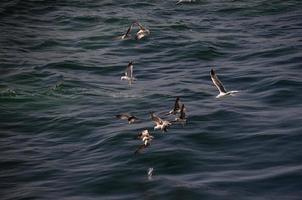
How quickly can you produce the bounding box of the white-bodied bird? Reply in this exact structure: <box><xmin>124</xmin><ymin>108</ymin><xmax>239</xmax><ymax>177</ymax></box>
<box><xmin>121</xmin><ymin>61</ymin><xmax>135</xmax><ymax>85</ymax></box>
<box><xmin>210</xmin><ymin>69</ymin><xmax>238</xmax><ymax>98</ymax></box>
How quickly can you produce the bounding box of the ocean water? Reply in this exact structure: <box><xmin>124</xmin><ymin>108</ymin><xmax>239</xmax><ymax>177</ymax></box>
<box><xmin>1</xmin><ymin>0</ymin><xmax>302</xmax><ymax>199</ymax></box>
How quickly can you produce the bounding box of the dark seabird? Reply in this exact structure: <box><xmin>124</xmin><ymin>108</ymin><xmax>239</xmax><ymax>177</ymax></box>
<box><xmin>121</xmin><ymin>61</ymin><xmax>135</xmax><ymax>85</ymax></box>
<box><xmin>150</xmin><ymin>112</ymin><xmax>172</xmax><ymax>132</ymax></box>
<box><xmin>175</xmin><ymin>104</ymin><xmax>187</xmax><ymax>124</ymax></box>
<box><xmin>116</xmin><ymin>113</ymin><xmax>139</xmax><ymax>124</ymax></box>
<box><xmin>168</xmin><ymin>97</ymin><xmax>182</xmax><ymax>115</ymax></box>
<box><xmin>210</xmin><ymin>69</ymin><xmax>239</xmax><ymax>98</ymax></box>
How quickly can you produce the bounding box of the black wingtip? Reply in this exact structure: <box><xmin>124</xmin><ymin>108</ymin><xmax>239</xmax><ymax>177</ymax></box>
<box><xmin>210</xmin><ymin>69</ymin><xmax>215</xmax><ymax>76</ymax></box>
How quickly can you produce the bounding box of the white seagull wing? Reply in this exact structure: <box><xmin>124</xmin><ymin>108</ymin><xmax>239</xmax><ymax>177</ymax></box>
<box><xmin>211</xmin><ymin>69</ymin><xmax>227</xmax><ymax>93</ymax></box>
<box><xmin>150</xmin><ymin>112</ymin><xmax>163</xmax><ymax>125</ymax></box>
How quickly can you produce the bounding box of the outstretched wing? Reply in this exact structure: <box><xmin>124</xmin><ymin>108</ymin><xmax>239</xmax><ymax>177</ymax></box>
<box><xmin>135</xmin><ymin>22</ymin><xmax>145</xmax><ymax>30</ymax></box>
<box><xmin>125</xmin><ymin>61</ymin><xmax>133</xmax><ymax>78</ymax></box>
<box><xmin>124</xmin><ymin>24</ymin><xmax>132</xmax><ymax>36</ymax></box>
<box><xmin>174</xmin><ymin>97</ymin><xmax>181</xmax><ymax>111</ymax></box>
<box><xmin>150</xmin><ymin>112</ymin><xmax>163</xmax><ymax>125</ymax></box>
<box><xmin>180</xmin><ymin>104</ymin><xmax>186</xmax><ymax>119</ymax></box>
<box><xmin>210</xmin><ymin>69</ymin><xmax>227</xmax><ymax>93</ymax></box>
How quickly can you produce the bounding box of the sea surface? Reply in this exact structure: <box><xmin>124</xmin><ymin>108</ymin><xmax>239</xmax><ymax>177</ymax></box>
<box><xmin>1</xmin><ymin>0</ymin><xmax>302</xmax><ymax>199</ymax></box>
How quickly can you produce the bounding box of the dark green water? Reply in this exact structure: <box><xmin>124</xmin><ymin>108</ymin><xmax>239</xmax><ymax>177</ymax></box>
<box><xmin>1</xmin><ymin>0</ymin><xmax>302</xmax><ymax>199</ymax></box>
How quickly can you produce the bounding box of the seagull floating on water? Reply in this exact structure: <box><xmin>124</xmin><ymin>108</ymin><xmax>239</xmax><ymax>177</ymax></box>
<box><xmin>210</xmin><ymin>69</ymin><xmax>239</xmax><ymax>98</ymax></box>
<box><xmin>135</xmin><ymin>130</ymin><xmax>153</xmax><ymax>154</ymax></box>
<box><xmin>116</xmin><ymin>113</ymin><xmax>139</xmax><ymax>124</ymax></box>
<box><xmin>150</xmin><ymin>112</ymin><xmax>172</xmax><ymax>132</ymax></box>
<box><xmin>121</xmin><ymin>61</ymin><xmax>135</xmax><ymax>85</ymax></box>
<box><xmin>135</xmin><ymin>22</ymin><xmax>150</xmax><ymax>40</ymax></box>
<box><xmin>138</xmin><ymin>130</ymin><xmax>153</xmax><ymax>146</ymax></box>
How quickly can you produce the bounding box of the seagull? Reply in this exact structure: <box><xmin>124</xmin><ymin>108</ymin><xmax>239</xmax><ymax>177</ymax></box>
<box><xmin>210</xmin><ymin>69</ymin><xmax>239</xmax><ymax>98</ymax></box>
<box><xmin>116</xmin><ymin>113</ymin><xmax>139</xmax><ymax>124</ymax></box>
<box><xmin>175</xmin><ymin>104</ymin><xmax>187</xmax><ymax>124</ymax></box>
<box><xmin>135</xmin><ymin>22</ymin><xmax>150</xmax><ymax>40</ymax></box>
<box><xmin>150</xmin><ymin>112</ymin><xmax>172</xmax><ymax>132</ymax></box>
<box><xmin>135</xmin><ymin>130</ymin><xmax>153</xmax><ymax>154</ymax></box>
<box><xmin>121</xmin><ymin>61</ymin><xmax>135</xmax><ymax>85</ymax></box>
<box><xmin>137</xmin><ymin>129</ymin><xmax>154</xmax><ymax>146</ymax></box>
<box><xmin>168</xmin><ymin>97</ymin><xmax>182</xmax><ymax>115</ymax></box>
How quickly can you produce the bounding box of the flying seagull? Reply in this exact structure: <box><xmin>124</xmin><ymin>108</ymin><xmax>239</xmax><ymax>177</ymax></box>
<box><xmin>135</xmin><ymin>22</ymin><xmax>150</xmax><ymax>40</ymax></box>
<box><xmin>116</xmin><ymin>113</ymin><xmax>139</xmax><ymax>124</ymax></box>
<box><xmin>210</xmin><ymin>69</ymin><xmax>239</xmax><ymax>98</ymax></box>
<box><xmin>135</xmin><ymin>130</ymin><xmax>153</xmax><ymax>154</ymax></box>
<box><xmin>121</xmin><ymin>61</ymin><xmax>135</xmax><ymax>85</ymax></box>
<box><xmin>150</xmin><ymin>112</ymin><xmax>172</xmax><ymax>132</ymax></box>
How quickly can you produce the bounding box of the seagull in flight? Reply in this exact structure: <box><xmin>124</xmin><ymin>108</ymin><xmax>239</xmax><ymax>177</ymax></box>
<box><xmin>150</xmin><ymin>112</ymin><xmax>172</xmax><ymax>132</ymax></box>
<box><xmin>135</xmin><ymin>22</ymin><xmax>150</xmax><ymax>40</ymax></box>
<box><xmin>116</xmin><ymin>113</ymin><xmax>139</xmax><ymax>124</ymax></box>
<box><xmin>210</xmin><ymin>69</ymin><xmax>239</xmax><ymax>98</ymax></box>
<box><xmin>121</xmin><ymin>61</ymin><xmax>135</xmax><ymax>85</ymax></box>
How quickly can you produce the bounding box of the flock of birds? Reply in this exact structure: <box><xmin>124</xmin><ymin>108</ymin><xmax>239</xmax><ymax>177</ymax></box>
<box><xmin>116</xmin><ymin>96</ymin><xmax>187</xmax><ymax>154</ymax></box>
<box><xmin>115</xmin><ymin>21</ymin><xmax>239</xmax><ymax>154</ymax></box>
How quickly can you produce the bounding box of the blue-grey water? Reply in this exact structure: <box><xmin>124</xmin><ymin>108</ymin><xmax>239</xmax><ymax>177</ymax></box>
<box><xmin>1</xmin><ymin>0</ymin><xmax>302</xmax><ymax>199</ymax></box>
